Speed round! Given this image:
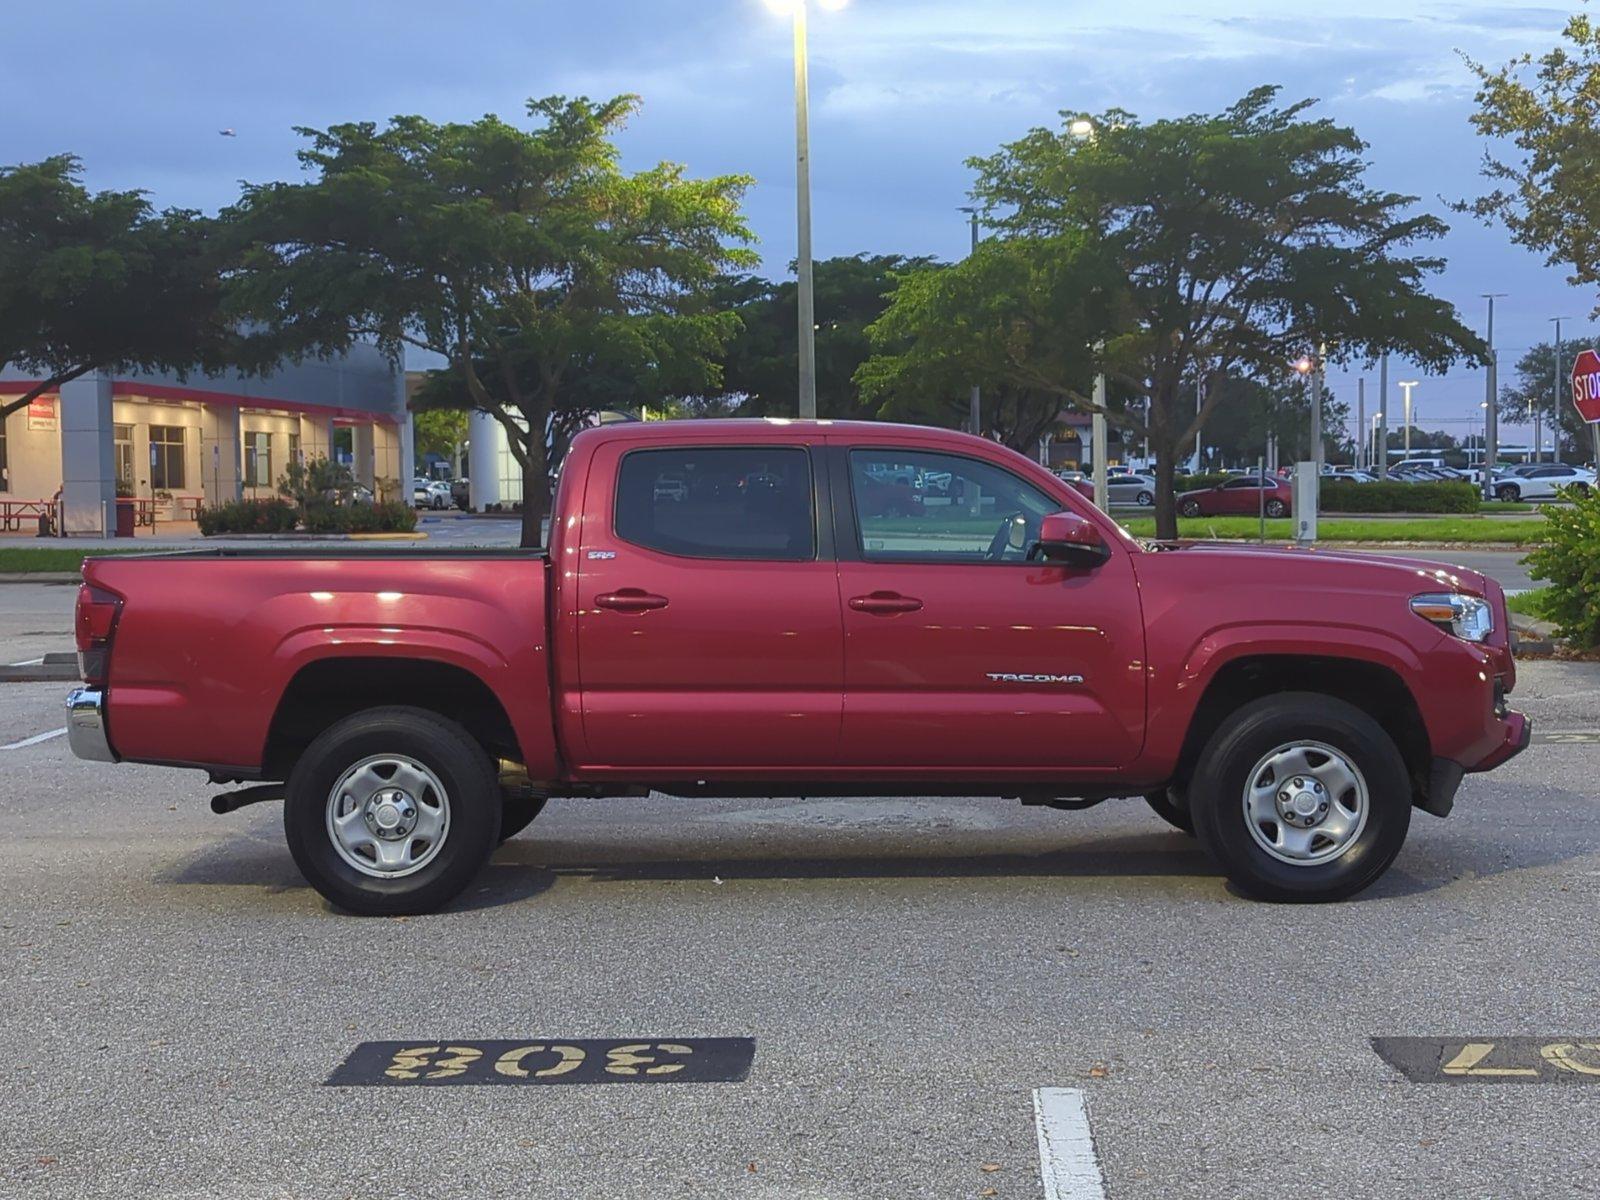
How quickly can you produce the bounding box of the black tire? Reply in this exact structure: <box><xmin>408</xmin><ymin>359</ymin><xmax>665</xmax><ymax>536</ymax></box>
<box><xmin>1265</xmin><ymin>499</ymin><xmax>1288</xmax><ymax>518</ymax></box>
<box><xmin>283</xmin><ymin>707</ymin><xmax>501</xmax><ymax>916</ymax></box>
<box><xmin>499</xmin><ymin>795</ymin><xmax>548</xmax><ymax>843</ymax></box>
<box><xmin>1572</xmin><ymin>482</ymin><xmax>1591</xmax><ymax>497</ymax></box>
<box><xmin>1179</xmin><ymin>498</ymin><xmax>1202</xmax><ymax>517</ymax></box>
<box><xmin>1188</xmin><ymin>692</ymin><xmax>1411</xmax><ymax>903</ymax></box>
<box><xmin>1136</xmin><ymin>490</ymin><xmax>1154</xmax><ymax>507</ymax></box>
<box><xmin>1496</xmin><ymin>484</ymin><xmax>1520</xmax><ymax>502</ymax></box>
<box><xmin>1144</xmin><ymin>787</ymin><xmax>1195</xmax><ymax>836</ymax></box>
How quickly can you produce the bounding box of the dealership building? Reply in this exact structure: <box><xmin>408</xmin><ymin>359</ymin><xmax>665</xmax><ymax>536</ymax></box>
<box><xmin>0</xmin><ymin>345</ymin><xmax>412</xmax><ymax>535</ymax></box>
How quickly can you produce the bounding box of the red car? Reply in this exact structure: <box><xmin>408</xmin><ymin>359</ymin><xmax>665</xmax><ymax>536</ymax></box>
<box><xmin>1177</xmin><ymin>473</ymin><xmax>1293</xmax><ymax>518</ymax></box>
<box><xmin>69</xmin><ymin>420</ymin><xmax>1524</xmax><ymax>914</ymax></box>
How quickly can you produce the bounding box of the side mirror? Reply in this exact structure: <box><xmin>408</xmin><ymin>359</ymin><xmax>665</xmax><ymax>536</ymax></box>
<box><xmin>1028</xmin><ymin>511</ymin><xmax>1111</xmax><ymax>568</ymax></box>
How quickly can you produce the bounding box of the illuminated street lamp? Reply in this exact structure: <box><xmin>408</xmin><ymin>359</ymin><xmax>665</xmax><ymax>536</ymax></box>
<box><xmin>765</xmin><ymin>0</ymin><xmax>848</xmax><ymax>418</ymax></box>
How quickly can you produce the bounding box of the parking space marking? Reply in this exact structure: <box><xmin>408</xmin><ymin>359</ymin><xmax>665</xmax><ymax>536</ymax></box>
<box><xmin>1372</xmin><ymin>1038</ymin><xmax>1600</xmax><ymax>1083</ymax></box>
<box><xmin>1033</xmin><ymin>1088</ymin><xmax>1108</xmax><ymax>1200</ymax></box>
<box><xmin>1532</xmin><ymin>732</ymin><xmax>1600</xmax><ymax>744</ymax></box>
<box><xmin>0</xmin><ymin>728</ymin><xmax>66</xmax><ymax>751</ymax></box>
<box><xmin>326</xmin><ymin>1038</ymin><xmax>756</xmax><ymax>1086</ymax></box>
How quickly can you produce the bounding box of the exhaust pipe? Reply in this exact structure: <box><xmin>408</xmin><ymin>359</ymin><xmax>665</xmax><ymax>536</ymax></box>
<box><xmin>210</xmin><ymin>784</ymin><xmax>285</xmax><ymax>814</ymax></box>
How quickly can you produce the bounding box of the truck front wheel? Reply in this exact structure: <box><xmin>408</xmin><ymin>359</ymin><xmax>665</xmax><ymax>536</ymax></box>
<box><xmin>284</xmin><ymin>707</ymin><xmax>502</xmax><ymax>916</ymax></box>
<box><xmin>1188</xmin><ymin>693</ymin><xmax>1410</xmax><ymax>902</ymax></box>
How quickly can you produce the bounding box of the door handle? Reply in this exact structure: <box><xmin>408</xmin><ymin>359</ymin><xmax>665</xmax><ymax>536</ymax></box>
<box><xmin>595</xmin><ymin>589</ymin><xmax>670</xmax><ymax>613</ymax></box>
<box><xmin>848</xmin><ymin>592</ymin><xmax>923</xmax><ymax>615</ymax></box>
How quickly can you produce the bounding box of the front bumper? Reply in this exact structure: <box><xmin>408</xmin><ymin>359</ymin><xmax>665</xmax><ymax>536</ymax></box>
<box><xmin>65</xmin><ymin>687</ymin><xmax>116</xmax><ymax>763</ymax></box>
<box><xmin>1472</xmin><ymin>707</ymin><xmax>1531</xmax><ymax>773</ymax></box>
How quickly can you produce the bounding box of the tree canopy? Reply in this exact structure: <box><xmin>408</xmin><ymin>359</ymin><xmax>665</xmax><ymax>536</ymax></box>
<box><xmin>0</xmin><ymin>155</ymin><xmax>245</xmax><ymax>421</ymax></box>
<box><xmin>969</xmin><ymin>86</ymin><xmax>1484</xmax><ymax>536</ymax></box>
<box><xmin>225</xmin><ymin>95</ymin><xmax>756</xmax><ymax>545</ymax></box>
<box><xmin>1466</xmin><ymin>14</ymin><xmax>1600</xmax><ymax>314</ymax></box>
<box><xmin>856</xmin><ymin>234</ymin><xmax>1130</xmax><ymax>453</ymax></box>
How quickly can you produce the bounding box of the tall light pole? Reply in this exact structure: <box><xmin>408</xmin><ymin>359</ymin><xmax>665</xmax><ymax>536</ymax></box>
<box><xmin>1550</xmin><ymin>317</ymin><xmax>1572</xmax><ymax>465</ymax></box>
<box><xmin>1066</xmin><ymin>116</ymin><xmax>1108</xmax><ymax>510</ymax></box>
<box><xmin>1398</xmin><ymin>380</ymin><xmax>1419</xmax><ymax>460</ymax></box>
<box><xmin>1482</xmin><ymin>293</ymin><xmax>1507</xmax><ymax>498</ymax></box>
<box><xmin>1377</xmin><ymin>353</ymin><xmax>1389</xmax><ymax>478</ymax></box>
<box><xmin>768</xmin><ymin>0</ymin><xmax>848</xmax><ymax>418</ymax></box>
<box><xmin>959</xmin><ymin>206</ymin><xmax>982</xmax><ymax>435</ymax></box>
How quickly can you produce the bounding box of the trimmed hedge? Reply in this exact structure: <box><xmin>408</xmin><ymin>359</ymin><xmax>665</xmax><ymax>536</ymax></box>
<box><xmin>1528</xmin><ymin>489</ymin><xmax>1600</xmax><ymax>649</ymax></box>
<box><xmin>1321</xmin><ymin>480</ymin><xmax>1479</xmax><ymax>514</ymax></box>
<box><xmin>1175</xmin><ymin>473</ymin><xmax>1231</xmax><ymax>492</ymax></box>
<box><xmin>302</xmin><ymin>500</ymin><xmax>418</xmax><ymax>534</ymax></box>
<box><xmin>197</xmin><ymin>498</ymin><xmax>299</xmax><ymax>536</ymax></box>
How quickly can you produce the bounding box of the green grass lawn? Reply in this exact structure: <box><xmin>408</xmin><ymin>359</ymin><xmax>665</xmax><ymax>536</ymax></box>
<box><xmin>0</xmin><ymin>546</ymin><xmax>147</xmax><ymax>574</ymax></box>
<box><xmin>1118</xmin><ymin>516</ymin><xmax>1548</xmax><ymax>544</ymax></box>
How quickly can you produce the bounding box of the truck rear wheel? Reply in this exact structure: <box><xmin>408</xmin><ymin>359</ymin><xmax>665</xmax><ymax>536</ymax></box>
<box><xmin>283</xmin><ymin>707</ymin><xmax>501</xmax><ymax>916</ymax></box>
<box><xmin>1188</xmin><ymin>693</ymin><xmax>1410</xmax><ymax>902</ymax></box>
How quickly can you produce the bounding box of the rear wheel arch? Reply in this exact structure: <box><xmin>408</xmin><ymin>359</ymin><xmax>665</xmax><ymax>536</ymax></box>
<box><xmin>1172</xmin><ymin>654</ymin><xmax>1432</xmax><ymax>809</ymax></box>
<box><xmin>263</xmin><ymin>657</ymin><xmax>523</xmax><ymax>781</ymax></box>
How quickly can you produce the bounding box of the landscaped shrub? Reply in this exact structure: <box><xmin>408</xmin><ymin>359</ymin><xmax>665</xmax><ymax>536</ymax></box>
<box><xmin>1175</xmin><ymin>473</ymin><xmax>1231</xmax><ymax>492</ymax></box>
<box><xmin>301</xmin><ymin>500</ymin><xmax>418</xmax><ymax>534</ymax></box>
<box><xmin>1321</xmin><ymin>480</ymin><xmax>1479</xmax><ymax>514</ymax></box>
<box><xmin>197</xmin><ymin>498</ymin><xmax>299</xmax><ymax>536</ymax></box>
<box><xmin>1526</xmin><ymin>490</ymin><xmax>1600</xmax><ymax>649</ymax></box>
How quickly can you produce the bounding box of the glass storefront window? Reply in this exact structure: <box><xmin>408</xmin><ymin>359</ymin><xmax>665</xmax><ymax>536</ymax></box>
<box><xmin>245</xmin><ymin>431</ymin><xmax>272</xmax><ymax>488</ymax></box>
<box><xmin>114</xmin><ymin>423</ymin><xmax>134</xmax><ymax>488</ymax></box>
<box><xmin>150</xmin><ymin>425</ymin><xmax>186</xmax><ymax>491</ymax></box>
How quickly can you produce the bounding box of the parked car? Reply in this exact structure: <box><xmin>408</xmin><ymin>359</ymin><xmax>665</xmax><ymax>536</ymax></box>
<box><xmin>1106</xmin><ymin>474</ymin><xmax>1158</xmax><ymax>507</ymax></box>
<box><xmin>412</xmin><ymin>478</ymin><xmax>451</xmax><ymax>510</ymax></box>
<box><xmin>69</xmin><ymin>419</ymin><xmax>1526</xmax><ymax>914</ymax></box>
<box><xmin>1177</xmin><ymin>473</ymin><xmax>1293</xmax><ymax>518</ymax></box>
<box><xmin>450</xmin><ymin>479</ymin><xmax>471</xmax><ymax>510</ymax></box>
<box><xmin>1492</xmin><ymin>465</ymin><xmax>1596</xmax><ymax>501</ymax></box>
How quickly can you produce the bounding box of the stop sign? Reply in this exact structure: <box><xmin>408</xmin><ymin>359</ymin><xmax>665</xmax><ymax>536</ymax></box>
<box><xmin>1572</xmin><ymin>348</ymin><xmax>1600</xmax><ymax>424</ymax></box>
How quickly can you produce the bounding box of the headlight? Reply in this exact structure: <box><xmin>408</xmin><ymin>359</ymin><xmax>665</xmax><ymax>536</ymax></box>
<box><xmin>1411</xmin><ymin>592</ymin><xmax>1494</xmax><ymax>642</ymax></box>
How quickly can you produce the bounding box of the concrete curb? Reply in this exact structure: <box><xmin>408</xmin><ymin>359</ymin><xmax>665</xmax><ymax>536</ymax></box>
<box><xmin>0</xmin><ymin>572</ymin><xmax>80</xmax><ymax>584</ymax></box>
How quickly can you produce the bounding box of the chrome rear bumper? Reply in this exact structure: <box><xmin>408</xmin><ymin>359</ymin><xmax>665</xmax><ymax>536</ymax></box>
<box><xmin>65</xmin><ymin>687</ymin><xmax>116</xmax><ymax>762</ymax></box>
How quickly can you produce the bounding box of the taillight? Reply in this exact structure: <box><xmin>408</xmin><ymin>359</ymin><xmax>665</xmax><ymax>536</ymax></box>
<box><xmin>75</xmin><ymin>584</ymin><xmax>122</xmax><ymax>685</ymax></box>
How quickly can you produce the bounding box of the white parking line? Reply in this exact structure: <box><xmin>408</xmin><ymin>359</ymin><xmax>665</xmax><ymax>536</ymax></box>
<box><xmin>0</xmin><ymin>728</ymin><xmax>67</xmax><ymax>751</ymax></box>
<box><xmin>5</xmin><ymin>657</ymin><xmax>46</xmax><ymax>667</ymax></box>
<box><xmin>1033</xmin><ymin>1087</ymin><xmax>1108</xmax><ymax>1200</ymax></box>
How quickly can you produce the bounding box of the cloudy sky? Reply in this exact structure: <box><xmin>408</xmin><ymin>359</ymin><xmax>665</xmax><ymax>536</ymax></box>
<box><xmin>10</xmin><ymin>0</ymin><xmax>1595</xmax><ymax>440</ymax></box>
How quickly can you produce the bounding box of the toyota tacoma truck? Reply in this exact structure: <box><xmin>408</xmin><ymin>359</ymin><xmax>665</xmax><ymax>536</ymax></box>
<box><xmin>66</xmin><ymin>420</ymin><xmax>1529</xmax><ymax>915</ymax></box>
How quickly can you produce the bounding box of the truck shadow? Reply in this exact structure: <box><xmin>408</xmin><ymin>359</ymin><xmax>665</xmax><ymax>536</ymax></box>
<box><xmin>159</xmin><ymin>814</ymin><xmax>1590</xmax><ymax>911</ymax></box>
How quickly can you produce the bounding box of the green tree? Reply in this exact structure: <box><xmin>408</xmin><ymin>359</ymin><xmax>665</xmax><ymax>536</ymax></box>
<box><xmin>1201</xmin><ymin>375</ymin><xmax>1351</xmax><ymax>467</ymax></box>
<box><xmin>410</xmin><ymin>407</ymin><xmax>467</xmax><ymax>475</ymax></box>
<box><xmin>1499</xmin><ymin>338</ymin><xmax>1598</xmax><ymax>462</ymax></box>
<box><xmin>970</xmin><ymin>87</ymin><xmax>1484</xmax><ymax>537</ymax></box>
<box><xmin>225</xmin><ymin>96</ymin><xmax>755</xmax><ymax>546</ymax></box>
<box><xmin>0</xmin><ymin>155</ymin><xmax>246</xmax><ymax>421</ymax></box>
<box><xmin>856</xmin><ymin>234</ymin><xmax>1130</xmax><ymax>453</ymax></box>
<box><xmin>1465</xmin><ymin>15</ymin><xmax>1600</xmax><ymax>311</ymax></box>
<box><xmin>711</xmin><ymin>254</ymin><xmax>937</xmax><ymax>419</ymax></box>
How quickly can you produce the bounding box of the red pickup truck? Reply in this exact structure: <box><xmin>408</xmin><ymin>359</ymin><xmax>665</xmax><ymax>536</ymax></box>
<box><xmin>67</xmin><ymin>420</ymin><xmax>1528</xmax><ymax>914</ymax></box>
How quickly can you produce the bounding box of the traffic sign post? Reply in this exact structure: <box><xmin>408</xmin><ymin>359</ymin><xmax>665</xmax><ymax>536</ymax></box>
<box><xmin>1572</xmin><ymin>347</ymin><xmax>1600</xmax><ymax>467</ymax></box>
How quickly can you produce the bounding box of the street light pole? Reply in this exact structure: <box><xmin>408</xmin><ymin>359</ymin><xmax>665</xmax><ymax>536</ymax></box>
<box><xmin>960</xmin><ymin>206</ymin><xmax>981</xmax><ymax>435</ymax></box>
<box><xmin>1482</xmin><ymin>293</ymin><xmax>1507</xmax><ymax>498</ymax></box>
<box><xmin>1551</xmin><ymin>317</ymin><xmax>1570</xmax><ymax>465</ymax></box>
<box><xmin>791</xmin><ymin>0</ymin><xmax>817</xmax><ymax>419</ymax></box>
<box><xmin>1377</xmin><ymin>353</ymin><xmax>1389</xmax><ymax>479</ymax></box>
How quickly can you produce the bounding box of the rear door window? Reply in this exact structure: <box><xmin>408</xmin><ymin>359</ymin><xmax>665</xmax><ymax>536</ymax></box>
<box><xmin>614</xmin><ymin>446</ymin><xmax>815</xmax><ymax>561</ymax></box>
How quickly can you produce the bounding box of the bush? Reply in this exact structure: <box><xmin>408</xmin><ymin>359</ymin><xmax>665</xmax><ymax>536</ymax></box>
<box><xmin>1175</xmin><ymin>473</ymin><xmax>1232</xmax><ymax>492</ymax></box>
<box><xmin>197</xmin><ymin>498</ymin><xmax>300</xmax><ymax>536</ymax></box>
<box><xmin>1321</xmin><ymin>480</ymin><xmax>1479</xmax><ymax>514</ymax></box>
<box><xmin>1527</xmin><ymin>491</ymin><xmax>1600</xmax><ymax>649</ymax></box>
<box><xmin>302</xmin><ymin>500</ymin><xmax>417</xmax><ymax>535</ymax></box>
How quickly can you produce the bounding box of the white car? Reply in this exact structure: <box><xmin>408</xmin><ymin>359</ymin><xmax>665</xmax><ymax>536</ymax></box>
<box><xmin>412</xmin><ymin>478</ymin><xmax>451</xmax><ymax>509</ymax></box>
<box><xmin>1491</xmin><ymin>464</ymin><xmax>1595</xmax><ymax>501</ymax></box>
<box><xmin>1106</xmin><ymin>474</ymin><xmax>1158</xmax><ymax>506</ymax></box>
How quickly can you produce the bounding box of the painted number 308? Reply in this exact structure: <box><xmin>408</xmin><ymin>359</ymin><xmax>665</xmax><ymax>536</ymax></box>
<box><xmin>1443</xmin><ymin>1042</ymin><xmax>1600</xmax><ymax>1077</ymax></box>
<box><xmin>383</xmin><ymin>1042</ymin><xmax>695</xmax><ymax>1080</ymax></box>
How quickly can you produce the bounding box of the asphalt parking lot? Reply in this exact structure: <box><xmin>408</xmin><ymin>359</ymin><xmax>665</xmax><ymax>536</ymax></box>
<box><xmin>3</xmin><ymin>572</ymin><xmax>1598</xmax><ymax>1199</ymax></box>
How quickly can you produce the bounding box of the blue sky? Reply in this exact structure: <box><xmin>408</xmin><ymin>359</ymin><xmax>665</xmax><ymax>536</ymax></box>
<box><xmin>10</xmin><ymin>0</ymin><xmax>1596</xmax><ymax>439</ymax></box>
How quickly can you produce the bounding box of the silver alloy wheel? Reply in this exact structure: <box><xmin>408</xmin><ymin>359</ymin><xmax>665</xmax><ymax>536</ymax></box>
<box><xmin>1242</xmin><ymin>740</ymin><xmax>1368</xmax><ymax>867</ymax></box>
<box><xmin>1137</xmin><ymin>490</ymin><xmax>1153</xmax><ymax>506</ymax></box>
<box><xmin>326</xmin><ymin>754</ymin><xmax>451</xmax><ymax>878</ymax></box>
